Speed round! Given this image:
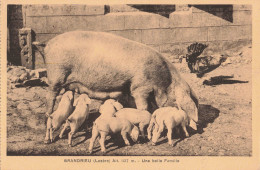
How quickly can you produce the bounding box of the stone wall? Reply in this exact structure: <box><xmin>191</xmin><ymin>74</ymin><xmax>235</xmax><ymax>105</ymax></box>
<box><xmin>7</xmin><ymin>4</ymin><xmax>252</xmax><ymax>68</ymax></box>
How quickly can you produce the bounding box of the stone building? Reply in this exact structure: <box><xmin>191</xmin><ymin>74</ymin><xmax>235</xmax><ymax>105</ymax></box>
<box><xmin>7</xmin><ymin>4</ymin><xmax>252</xmax><ymax>69</ymax></box>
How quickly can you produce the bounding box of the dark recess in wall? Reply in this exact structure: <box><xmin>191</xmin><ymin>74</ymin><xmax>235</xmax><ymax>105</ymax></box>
<box><xmin>189</xmin><ymin>5</ymin><xmax>233</xmax><ymax>23</ymax></box>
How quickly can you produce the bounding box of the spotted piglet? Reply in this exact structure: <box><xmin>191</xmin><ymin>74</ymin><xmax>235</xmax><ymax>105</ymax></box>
<box><xmin>59</xmin><ymin>94</ymin><xmax>91</xmax><ymax>147</ymax></box>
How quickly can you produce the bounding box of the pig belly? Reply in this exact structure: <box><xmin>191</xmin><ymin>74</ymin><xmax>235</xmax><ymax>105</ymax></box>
<box><xmin>66</xmin><ymin>66</ymin><xmax>132</xmax><ymax>92</ymax></box>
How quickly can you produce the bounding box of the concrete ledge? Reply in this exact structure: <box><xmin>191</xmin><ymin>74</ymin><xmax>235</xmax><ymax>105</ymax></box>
<box><xmin>25</xmin><ymin>5</ymin><xmax>105</xmax><ymax>16</ymax></box>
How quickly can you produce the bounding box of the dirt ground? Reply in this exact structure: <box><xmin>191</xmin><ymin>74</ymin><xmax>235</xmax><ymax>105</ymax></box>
<box><xmin>6</xmin><ymin>44</ymin><xmax>252</xmax><ymax>156</ymax></box>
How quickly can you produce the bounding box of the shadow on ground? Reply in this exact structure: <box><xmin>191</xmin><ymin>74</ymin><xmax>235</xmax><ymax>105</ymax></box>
<box><xmin>203</xmin><ymin>75</ymin><xmax>248</xmax><ymax>86</ymax></box>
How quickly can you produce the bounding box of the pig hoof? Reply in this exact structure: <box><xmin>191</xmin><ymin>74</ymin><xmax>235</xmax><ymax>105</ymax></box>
<box><xmin>125</xmin><ymin>142</ymin><xmax>130</xmax><ymax>146</ymax></box>
<box><xmin>88</xmin><ymin>150</ymin><xmax>93</xmax><ymax>154</ymax></box>
<box><xmin>151</xmin><ymin>142</ymin><xmax>156</xmax><ymax>146</ymax></box>
<box><xmin>44</xmin><ymin>139</ymin><xmax>51</xmax><ymax>144</ymax></box>
<box><xmin>68</xmin><ymin>144</ymin><xmax>72</xmax><ymax>147</ymax></box>
<box><xmin>45</xmin><ymin>113</ymin><xmax>50</xmax><ymax>117</ymax></box>
<box><xmin>169</xmin><ymin>143</ymin><xmax>174</xmax><ymax>147</ymax></box>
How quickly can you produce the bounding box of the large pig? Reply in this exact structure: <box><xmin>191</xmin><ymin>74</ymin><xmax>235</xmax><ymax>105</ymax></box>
<box><xmin>40</xmin><ymin>31</ymin><xmax>198</xmax><ymax>130</ymax></box>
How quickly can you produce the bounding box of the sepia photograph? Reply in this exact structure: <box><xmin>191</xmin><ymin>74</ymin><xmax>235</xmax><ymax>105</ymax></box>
<box><xmin>1</xmin><ymin>1</ymin><xmax>260</xmax><ymax>169</ymax></box>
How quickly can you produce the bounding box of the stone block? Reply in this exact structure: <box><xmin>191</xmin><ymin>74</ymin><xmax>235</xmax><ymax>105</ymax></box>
<box><xmin>35</xmin><ymin>33</ymin><xmax>57</xmax><ymax>43</ymax></box>
<box><xmin>109</xmin><ymin>4</ymin><xmax>139</xmax><ymax>13</ymax></box>
<box><xmin>25</xmin><ymin>4</ymin><xmax>105</xmax><ymax>16</ymax></box>
<box><xmin>101</xmin><ymin>13</ymin><xmax>125</xmax><ymax>31</ymax></box>
<box><xmin>222</xmin><ymin>10</ymin><xmax>252</xmax><ymax>26</ymax></box>
<box><xmin>208</xmin><ymin>27</ymin><xmax>222</xmax><ymax>41</ymax></box>
<box><xmin>174</xmin><ymin>27</ymin><xmax>208</xmax><ymax>42</ymax></box>
<box><xmin>208</xmin><ymin>26</ymin><xmax>252</xmax><ymax>41</ymax></box>
<box><xmin>45</xmin><ymin>16</ymin><xmax>104</xmax><ymax>34</ymax></box>
<box><xmin>192</xmin><ymin>12</ymin><xmax>222</xmax><ymax>27</ymax></box>
<box><xmin>108</xmin><ymin>30</ymin><xmax>142</xmax><ymax>42</ymax></box>
<box><xmin>160</xmin><ymin>10</ymin><xmax>192</xmax><ymax>28</ymax></box>
<box><xmin>25</xmin><ymin>17</ymin><xmax>47</xmax><ymax>33</ymax></box>
<box><xmin>233</xmin><ymin>5</ymin><xmax>252</xmax><ymax>11</ymax></box>
<box><xmin>124</xmin><ymin>12</ymin><xmax>160</xmax><ymax>29</ymax></box>
<box><xmin>221</xmin><ymin>25</ymin><xmax>252</xmax><ymax>41</ymax></box>
<box><xmin>141</xmin><ymin>29</ymin><xmax>176</xmax><ymax>44</ymax></box>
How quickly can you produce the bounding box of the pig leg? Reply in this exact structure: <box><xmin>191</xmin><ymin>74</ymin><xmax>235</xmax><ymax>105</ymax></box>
<box><xmin>88</xmin><ymin>125</ymin><xmax>99</xmax><ymax>154</ymax></box>
<box><xmin>49</xmin><ymin>128</ymin><xmax>54</xmax><ymax>143</ymax></box>
<box><xmin>45</xmin><ymin>86</ymin><xmax>61</xmax><ymax>117</ymax></box>
<box><xmin>139</xmin><ymin>123</ymin><xmax>146</xmax><ymax>141</ymax></box>
<box><xmin>68</xmin><ymin>131</ymin><xmax>74</xmax><ymax>147</ymax></box>
<box><xmin>121</xmin><ymin>130</ymin><xmax>130</xmax><ymax>146</ymax></box>
<box><xmin>165</xmin><ymin>119</ymin><xmax>174</xmax><ymax>146</ymax></box>
<box><xmin>59</xmin><ymin>123</ymin><xmax>69</xmax><ymax>138</ymax></box>
<box><xmin>99</xmin><ymin>131</ymin><xmax>108</xmax><ymax>153</ymax></box>
<box><xmin>45</xmin><ymin>68</ymin><xmax>69</xmax><ymax>117</ymax></box>
<box><xmin>44</xmin><ymin>117</ymin><xmax>52</xmax><ymax>144</ymax></box>
<box><xmin>44</xmin><ymin>128</ymin><xmax>50</xmax><ymax>144</ymax></box>
<box><xmin>147</xmin><ymin>116</ymin><xmax>156</xmax><ymax>140</ymax></box>
<box><xmin>181</xmin><ymin>122</ymin><xmax>189</xmax><ymax>138</ymax></box>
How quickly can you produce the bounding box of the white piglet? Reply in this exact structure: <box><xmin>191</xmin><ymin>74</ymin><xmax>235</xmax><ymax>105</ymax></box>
<box><xmin>99</xmin><ymin>99</ymin><xmax>123</xmax><ymax>117</ymax></box>
<box><xmin>114</xmin><ymin>108</ymin><xmax>151</xmax><ymax>141</ymax></box>
<box><xmin>44</xmin><ymin>91</ymin><xmax>74</xmax><ymax>144</ymax></box>
<box><xmin>88</xmin><ymin>117</ymin><xmax>139</xmax><ymax>154</ymax></box>
<box><xmin>59</xmin><ymin>94</ymin><xmax>91</xmax><ymax>147</ymax></box>
<box><xmin>147</xmin><ymin>107</ymin><xmax>189</xmax><ymax>146</ymax></box>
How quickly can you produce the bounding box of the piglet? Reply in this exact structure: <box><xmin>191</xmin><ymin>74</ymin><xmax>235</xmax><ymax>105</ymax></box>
<box><xmin>59</xmin><ymin>94</ymin><xmax>91</xmax><ymax>147</ymax></box>
<box><xmin>114</xmin><ymin>108</ymin><xmax>151</xmax><ymax>141</ymax></box>
<box><xmin>147</xmin><ymin>107</ymin><xmax>189</xmax><ymax>146</ymax></box>
<box><xmin>44</xmin><ymin>91</ymin><xmax>74</xmax><ymax>144</ymax></box>
<box><xmin>99</xmin><ymin>99</ymin><xmax>123</xmax><ymax>117</ymax></box>
<box><xmin>88</xmin><ymin>116</ymin><xmax>139</xmax><ymax>154</ymax></box>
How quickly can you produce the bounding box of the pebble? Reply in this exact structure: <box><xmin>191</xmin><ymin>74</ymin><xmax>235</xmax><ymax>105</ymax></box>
<box><xmin>17</xmin><ymin>102</ymin><xmax>30</xmax><ymax>110</ymax></box>
<box><xmin>34</xmin><ymin>107</ymin><xmax>46</xmax><ymax>114</ymax></box>
<box><xmin>29</xmin><ymin>101</ymin><xmax>43</xmax><ymax>109</ymax></box>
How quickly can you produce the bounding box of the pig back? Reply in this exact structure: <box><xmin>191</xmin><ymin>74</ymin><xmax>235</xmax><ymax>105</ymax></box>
<box><xmin>115</xmin><ymin>108</ymin><xmax>151</xmax><ymax>124</ymax></box>
<box><xmin>44</xmin><ymin>31</ymin><xmax>171</xmax><ymax>91</ymax></box>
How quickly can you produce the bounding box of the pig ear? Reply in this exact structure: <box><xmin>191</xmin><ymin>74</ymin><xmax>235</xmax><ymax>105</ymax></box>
<box><xmin>84</xmin><ymin>96</ymin><xmax>91</xmax><ymax>105</ymax></box>
<box><xmin>113</xmin><ymin>101</ymin><xmax>123</xmax><ymax>111</ymax></box>
<box><xmin>99</xmin><ymin>105</ymin><xmax>105</xmax><ymax>114</ymax></box>
<box><xmin>154</xmin><ymin>89</ymin><xmax>168</xmax><ymax>107</ymax></box>
<box><xmin>73</xmin><ymin>97</ymin><xmax>79</xmax><ymax>106</ymax></box>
